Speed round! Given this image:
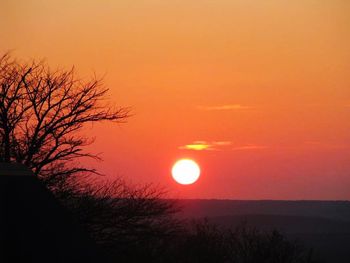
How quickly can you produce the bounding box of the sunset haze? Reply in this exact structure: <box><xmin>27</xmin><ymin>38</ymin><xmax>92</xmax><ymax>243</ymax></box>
<box><xmin>1</xmin><ymin>0</ymin><xmax>350</xmax><ymax>199</ymax></box>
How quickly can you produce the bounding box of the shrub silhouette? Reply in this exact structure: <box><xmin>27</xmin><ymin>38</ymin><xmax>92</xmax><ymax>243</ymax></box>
<box><xmin>152</xmin><ymin>220</ymin><xmax>321</xmax><ymax>263</ymax></box>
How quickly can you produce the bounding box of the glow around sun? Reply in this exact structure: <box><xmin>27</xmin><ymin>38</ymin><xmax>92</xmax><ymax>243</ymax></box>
<box><xmin>171</xmin><ymin>159</ymin><xmax>201</xmax><ymax>185</ymax></box>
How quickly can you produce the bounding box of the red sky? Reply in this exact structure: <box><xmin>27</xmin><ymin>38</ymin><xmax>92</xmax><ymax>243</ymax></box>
<box><xmin>1</xmin><ymin>0</ymin><xmax>350</xmax><ymax>199</ymax></box>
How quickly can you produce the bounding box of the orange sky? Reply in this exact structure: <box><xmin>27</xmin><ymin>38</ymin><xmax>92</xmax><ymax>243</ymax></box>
<box><xmin>1</xmin><ymin>0</ymin><xmax>350</xmax><ymax>199</ymax></box>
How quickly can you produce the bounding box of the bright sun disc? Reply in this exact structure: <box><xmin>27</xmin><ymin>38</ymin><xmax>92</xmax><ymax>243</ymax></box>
<box><xmin>172</xmin><ymin>159</ymin><xmax>200</xmax><ymax>185</ymax></box>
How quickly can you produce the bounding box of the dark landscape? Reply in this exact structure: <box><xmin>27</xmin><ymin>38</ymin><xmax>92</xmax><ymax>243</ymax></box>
<box><xmin>1</xmin><ymin>1</ymin><xmax>350</xmax><ymax>262</ymax></box>
<box><xmin>178</xmin><ymin>200</ymin><xmax>350</xmax><ymax>262</ymax></box>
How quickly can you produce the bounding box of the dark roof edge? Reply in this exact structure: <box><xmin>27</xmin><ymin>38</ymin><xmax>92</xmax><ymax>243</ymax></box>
<box><xmin>0</xmin><ymin>162</ymin><xmax>33</xmax><ymax>176</ymax></box>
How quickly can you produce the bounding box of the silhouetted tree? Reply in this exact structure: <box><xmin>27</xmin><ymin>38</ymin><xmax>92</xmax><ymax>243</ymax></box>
<box><xmin>56</xmin><ymin>176</ymin><xmax>182</xmax><ymax>261</ymax></box>
<box><xmin>0</xmin><ymin>53</ymin><xmax>322</xmax><ymax>263</ymax></box>
<box><xmin>0</xmin><ymin>52</ymin><xmax>129</xmax><ymax>186</ymax></box>
<box><xmin>0</xmin><ymin>53</ymin><xmax>180</xmax><ymax>261</ymax></box>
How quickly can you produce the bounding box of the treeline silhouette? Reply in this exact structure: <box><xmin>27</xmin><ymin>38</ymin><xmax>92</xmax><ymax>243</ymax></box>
<box><xmin>0</xmin><ymin>53</ymin><xmax>322</xmax><ymax>262</ymax></box>
<box><xmin>55</xmin><ymin>176</ymin><xmax>321</xmax><ymax>263</ymax></box>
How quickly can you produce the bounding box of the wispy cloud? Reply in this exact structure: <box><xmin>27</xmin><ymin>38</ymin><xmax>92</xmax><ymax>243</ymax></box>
<box><xmin>197</xmin><ymin>104</ymin><xmax>253</xmax><ymax>111</ymax></box>
<box><xmin>178</xmin><ymin>141</ymin><xmax>232</xmax><ymax>151</ymax></box>
<box><xmin>304</xmin><ymin>141</ymin><xmax>350</xmax><ymax>149</ymax></box>
<box><xmin>179</xmin><ymin>141</ymin><xmax>267</xmax><ymax>151</ymax></box>
<box><xmin>232</xmin><ymin>144</ymin><xmax>268</xmax><ymax>151</ymax></box>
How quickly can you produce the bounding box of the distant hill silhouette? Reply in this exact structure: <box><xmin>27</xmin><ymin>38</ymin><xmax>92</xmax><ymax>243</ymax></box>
<box><xmin>177</xmin><ymin>199</ymin><xmax>350</xmax><ymax>221</ymax></box>
<box><xmin>177</xmin><ymin>199</ymin><xmax>350</xmax><ymax>263</ymax></box>
<box><xmin>208</xmin><ymin>214</ymin><xmax>350</xmax><ymax>234</ymax></box>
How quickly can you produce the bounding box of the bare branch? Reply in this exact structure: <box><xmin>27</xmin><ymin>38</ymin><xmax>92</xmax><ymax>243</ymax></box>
<box><xmin>0</xmin><ymin>52</ymin><xmax>130</xmax><ymax>180</ymax></box>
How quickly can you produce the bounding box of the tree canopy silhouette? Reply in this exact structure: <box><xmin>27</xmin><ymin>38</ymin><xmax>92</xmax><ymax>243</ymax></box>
<box><xmin>0</xmin><ymin>53</ymin><xmax>181</xmax><ymax>260</ymax></box>
<box><xmin>0</xmin><ymin>53</ymin><xmax>129</xmax><ymax>186</ymax></box>
<box><xmin>0</xmin><ymin>53</ymin><xmax>322</xmax><ymax>263</ymax></box>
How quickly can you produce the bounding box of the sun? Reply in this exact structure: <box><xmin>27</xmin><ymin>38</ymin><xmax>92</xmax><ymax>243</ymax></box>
<box><xmin>171</xmin><ymin>159</ymin><xmax>201</xmax><ymax>185</ymax></box>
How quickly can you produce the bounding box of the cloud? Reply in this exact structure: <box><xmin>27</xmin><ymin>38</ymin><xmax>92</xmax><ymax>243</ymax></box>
<box><xmin>178</xmin><ymin>141</ymin><xmax>267</xmax><ymax>151</ymax></box>
<box><xmin>179</xmin><ymin>144</ymin><xmax>212</xmax><ymax>151</ymax></box>
<box><xmin>197</xmin><ymin>104</ymin><xmax>253</xmax><ymax>111</ymax></box>
<box><xmin>232</xmin><ymin>144</ymin><xmax>268</xmax><ymax>151</ymax></box>
<box><xmin>178</xmin><ymin>141</ymin><xmax>232</xmax><ymax>151</ymax></box>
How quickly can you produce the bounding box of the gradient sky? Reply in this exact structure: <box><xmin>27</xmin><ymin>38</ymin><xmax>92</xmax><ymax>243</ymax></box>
<box><xmin>1</xmin><ymin>0</ymin><xmax>350</xmax><ymax>199</ymax></box>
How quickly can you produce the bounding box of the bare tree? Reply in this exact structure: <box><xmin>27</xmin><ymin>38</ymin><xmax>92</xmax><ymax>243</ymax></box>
<box><xmin>0</xmin><ymin>52</ymin><xmax>129</xmax><ymax>186</ymax></box>
<box><xmin>56</xmin><ymin>176</ymin><xmax>182</xmax><ymax>261</ymax></box>
<box><xmin>0</xmin><ymin>53</ymin><xmax>322</xmax><ymax>262</ymax></box>
<box><xmin>0</xmin><ymin>53</ymin><xmax>181</xmax><ymax>261</ymax></box>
